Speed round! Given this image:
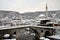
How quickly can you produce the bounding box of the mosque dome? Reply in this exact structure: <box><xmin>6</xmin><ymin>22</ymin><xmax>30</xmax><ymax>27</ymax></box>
<box><xmin>39</xmin><ymin>14</ymin><xmax>45</xmax><ymax>17</ymax></box>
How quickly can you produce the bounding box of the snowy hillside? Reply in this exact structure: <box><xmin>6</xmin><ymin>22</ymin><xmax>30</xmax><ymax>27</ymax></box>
<box><xmin>21</xmin><ymin>10</ymin><xmax>60</xmax><ymax>19</ymax></box>
<box><xmin>0</xmin><ymin>10</ymin><xmax>60</xmax><ymax>20</ymax></box>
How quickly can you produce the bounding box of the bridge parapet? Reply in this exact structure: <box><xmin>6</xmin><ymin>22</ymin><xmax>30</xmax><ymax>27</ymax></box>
<box><xmin>0</xmin><ymin>25</ymin><xmax>55</xmax><ymax>39</ymax></box>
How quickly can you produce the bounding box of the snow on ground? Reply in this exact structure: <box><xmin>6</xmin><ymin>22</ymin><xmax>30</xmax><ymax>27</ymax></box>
<box><xmin>39</xmin><ymin>37</ymin><xmax>50</xmax><ymax>40</ymax></box>
<box><xmin>4</xmin><ymin>39</ymin><xmax>16</xmax><ymax>40</ymax></box>
<box><xmin>48</xmin><ymin>35</ymin><xmax>60</xmax><ymax>39</ymax></box>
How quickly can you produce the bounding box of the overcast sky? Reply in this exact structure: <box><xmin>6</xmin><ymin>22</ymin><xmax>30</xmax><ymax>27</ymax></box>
<box><xmin>0</xmin><ymin>0</ymin><xmax>60</xmax><ymax>13</ymax></box>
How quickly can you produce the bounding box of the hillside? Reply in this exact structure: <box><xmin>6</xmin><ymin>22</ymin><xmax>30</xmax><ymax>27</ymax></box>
<box><xmin>21</xmin><ymin>10</ymin><xmax>60</xmax><ymax>19</ymax></box>
<box><xmin>0</xmin><ymin>10</ymin><xmax>60</xmax><ymax>20</ymax></box>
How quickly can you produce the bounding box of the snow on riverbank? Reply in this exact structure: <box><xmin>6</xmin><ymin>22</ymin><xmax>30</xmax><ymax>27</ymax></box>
<box><xmin>39</xmin><ymin>37</ymin><xmax>50</xmax><ymax>40</ymax></box>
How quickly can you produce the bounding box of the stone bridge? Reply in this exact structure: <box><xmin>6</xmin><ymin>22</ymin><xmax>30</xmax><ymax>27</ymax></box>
<box><xmin>0</xmin><ymin>25</ymin><xmax>55</xmax><ymax>40</ymax></box>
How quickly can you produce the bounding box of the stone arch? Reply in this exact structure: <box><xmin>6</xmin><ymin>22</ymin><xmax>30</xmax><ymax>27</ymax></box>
<box><xmin>44</xmin><ymin>31</ymin><xmax>51</xmax><ymax>38</ymax></box>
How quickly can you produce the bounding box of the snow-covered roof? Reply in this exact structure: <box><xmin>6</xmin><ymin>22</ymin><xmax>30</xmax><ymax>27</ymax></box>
<box><xmin>39</xmin><ymin>14</ymin><xmax>45</xmax><ymax>17</ymax></box>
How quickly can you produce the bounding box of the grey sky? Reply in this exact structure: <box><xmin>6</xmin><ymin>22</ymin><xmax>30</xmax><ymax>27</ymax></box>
<box><xmin>0</xmin><ymin>0</ymin><xmax>60</xmax><ymax>13</ymax></box>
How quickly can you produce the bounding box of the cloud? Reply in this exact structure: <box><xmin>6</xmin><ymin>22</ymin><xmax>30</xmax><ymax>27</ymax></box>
<box><xmin>0</xmin><ymin>0</ymin><xmax>60</xmax><ymax>13</ymax></box>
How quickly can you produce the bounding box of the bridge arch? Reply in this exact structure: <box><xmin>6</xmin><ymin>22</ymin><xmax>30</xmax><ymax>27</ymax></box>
<box><xmin>44</xmin><ymin>31</ymin><xmax>51</xmax><ymax>38</ymax></box>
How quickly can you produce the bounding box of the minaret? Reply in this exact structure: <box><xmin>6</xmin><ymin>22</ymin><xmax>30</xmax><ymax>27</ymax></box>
<box><xmin>45</xmin><ymin>3</ymin><xmax>48</xmax><ymax>18</ymax></box>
